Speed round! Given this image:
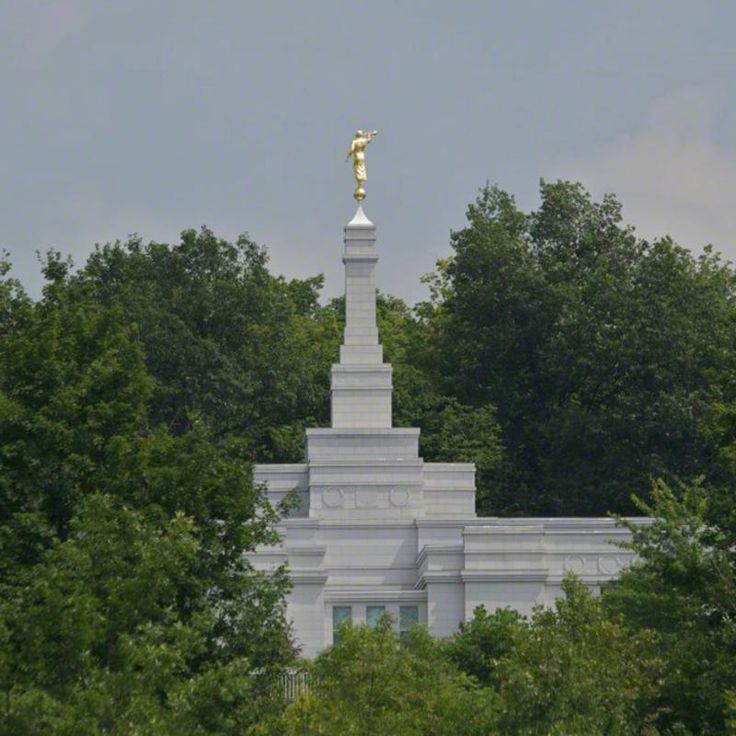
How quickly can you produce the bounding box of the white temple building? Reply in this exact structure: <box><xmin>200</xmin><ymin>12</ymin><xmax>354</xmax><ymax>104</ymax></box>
<box><xmin>250</xmin><ymin>206</ymin><xmax>635</xmax><ymax>657</ymax></box>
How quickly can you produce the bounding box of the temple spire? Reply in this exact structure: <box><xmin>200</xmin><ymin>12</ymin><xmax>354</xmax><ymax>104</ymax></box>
<box><xmin>329</xmin><ymin>206</ymin><xmax>392</xmax><ymax>428</ymax></box>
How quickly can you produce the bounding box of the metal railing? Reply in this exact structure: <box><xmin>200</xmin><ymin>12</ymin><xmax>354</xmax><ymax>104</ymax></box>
<box><xmin>280</xmin><ymin>669</ymin><xmax>315</xmax><ymax>702</ymax></box>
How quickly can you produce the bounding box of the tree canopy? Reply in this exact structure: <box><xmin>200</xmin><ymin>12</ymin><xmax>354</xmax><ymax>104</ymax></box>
<box><xmin>2</xmin><ymin>180</ymin><xmax>736</xmax><ymax>732</ymax></box>
<box><xmin>410</xmin><ymin>182</ymin><xmax>736</xmax><ymax>515</ymax></box>
<box><xmin>0</xmin><ymin>238</ymin><xmax>302</xmax><ymax>733</ymax></box>
<box><xmin>257</xmin><ymin>618</ymin><xmax>496</xmax><ymax>736</ymax></box>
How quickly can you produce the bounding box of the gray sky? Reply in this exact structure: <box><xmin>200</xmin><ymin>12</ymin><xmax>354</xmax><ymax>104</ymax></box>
<box><xmin>2</xmin><ymin>1</ymin><xmax>735</xmax><ymax>304</ymax></box>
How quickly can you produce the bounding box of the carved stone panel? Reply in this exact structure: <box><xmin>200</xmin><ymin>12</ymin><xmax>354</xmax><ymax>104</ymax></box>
<box><xmin>322</xmin><ymin>488</ymin><xmax>344</xmax><ymax>509</ymax></box>
<box><xmin>355</xmin><ymin>489</ymin><xmax>378</xmax><ymax>508</ymax></box>
<box><xmin>389</xmin><ymin>487</ymin><xmax>410</xmax><ymax>508</ymax></box>
<box><xmin>597</xmin><ymin>555</ymin><xmax>627</xmax><ymax>575</ymax></box>
<box><xmin>563</xmin><ymin>554</ymin><xmax>586</xmax><ymax>573</ymax></box>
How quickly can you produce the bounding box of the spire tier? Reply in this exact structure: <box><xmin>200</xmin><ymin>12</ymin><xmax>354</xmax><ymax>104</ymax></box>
<box><xmin>330</xmin><ymin>206</ymin><xmax>393</xmax><ymax>428</ymax></box>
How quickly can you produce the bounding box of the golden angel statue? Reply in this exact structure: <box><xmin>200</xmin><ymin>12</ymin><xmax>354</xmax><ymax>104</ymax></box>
<box><xmin>346</xmin><ymin>129</ymin><xmax>377</xmax><ymax>201</ymax></box>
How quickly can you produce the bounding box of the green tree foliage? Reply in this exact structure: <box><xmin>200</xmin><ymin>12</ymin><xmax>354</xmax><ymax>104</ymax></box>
<box><xmin>418</xmin><ymin>181</ymin><xmax>736</xmax><ymax>515</ymax></box>
<box><xmin>70</xmin><ymin>228</ymin><xmax>341</xmax><ymax>460</ymax></box>
<box><xmin>0</xmin><ymin>254</ymin><xmax>154</xmax><ymax>565</ymax></box>
<box><xmin>3</xmin><ymin>180</ymin><xmax>736</xmax><ymax>732</ymax></box>
<box><xmin>371</xmin><ymin>292</ymin><xmax>507</xmax><ymax>509</ymax></box>
<box><xmin>448</xmin><ymin>576</ymin><xmax>661</xmax><ymax>735</ymax></box>
<box><xmin>494</xmin><ymin>578</ymin><xmax>660</xmax><ymax>735</ymax></box>
<box><xmin>0</xmin><ymin>239</ymin><xmax>297</xmax><ymax>732</ymax></box>
<box><xmin>1</xmin><ymin>495</ymin><xmax>286</xmax><ymax>734</ymax></box>
<box><xmin>604</xmin><ymin>480</ymin><xmax>736</xmax><ymax>734</ymax></box>
<box><xmin>257</xmin><ymin>619</ymin><xmax>496</xmax><ymax>736</ymax></box>
<box><xmin>445</xmin><ymin>606</ymin><xmax>525</xmax><ymax>688</ymax></box>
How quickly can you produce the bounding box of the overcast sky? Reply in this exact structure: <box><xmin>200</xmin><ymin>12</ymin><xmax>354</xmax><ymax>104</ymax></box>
<box><xmin>2</xmin><ymin>1</ymin><xmax>735</xmax><ymax>304</ymax></box>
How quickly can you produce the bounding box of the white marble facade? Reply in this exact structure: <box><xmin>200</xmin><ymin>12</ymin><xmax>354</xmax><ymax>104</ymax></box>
<box><xmin>250</xmin><ymin>207</ymin><xmax>636</xmax><ymax>657</ymax></box>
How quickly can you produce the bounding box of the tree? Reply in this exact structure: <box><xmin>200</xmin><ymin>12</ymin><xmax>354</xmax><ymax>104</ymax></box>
<box><xmin>418</xmin><ymin>181</ymin><xmax>736</xmax><ymax>515</ymax></box>
<box><xmin>448</xmin><ymin>576</ymin><xmax>661</xmax><ymax>735</ymax></box>
<box><xmin>0</xmin><ymin>494</ymin><xmax>287</xmax><ymax>735</ymax></box>
<box><xmin>604</xmin><ymin>480</ymin><xmax>736</xmax><ymax>734</ymax></box>
<box><xmin>369</xmin><ymin>292</ymin><xmax>509</xmax><ymax>514</ymax></box>
<box><xmin>258</xmin><ymin>619</ymin><xmax>497</xmax><ymax>736</ymax></box>
<box><xmin>445</xmin><ymin>607</ymin><xmax>525</xmax><ymax>688</ymax></box>
<box><xmin>69</xmin><ymin>228</ymin><xmax>341</xmax><ymax>461</ymax></box>
<box><xmin>0</xmin><ymin>256</ymin><xmax>153</xmax><ymax>568</ymax></box>
<box><xmin>0</xmin><ymin>241</ymin><xmax>297</xmax><ymax>733</ymax></box>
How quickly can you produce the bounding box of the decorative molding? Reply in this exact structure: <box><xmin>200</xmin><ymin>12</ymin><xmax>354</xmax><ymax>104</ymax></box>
<box><xmin>597</xmin><ymin>555</ymin><xmax>629</xmax><ymax>575</ymax></box>
<box><xmin>547</xmin><ymin>574</ymin><xmax>608</xmax><ymax>585</ymax></box>
<box><xmin>308</xmin><ymin>459</ymin><xmax>423</xmax><ymax>470</ymax></box>
<box><xmin>416</xmin><ymin>571</ymin><xmax>463</xmax><ymax>588</ymax></box>
<box><xmin>464</xmin><ymin>525</ymin><xmax>544</xmax><ymax>536</ymax></box>
<box><xmin>416</xmin><ymin>517</ymin><xmax>650</xmax><ymax>533</ymax></box>
<box><xmin>389</xmin><ymin>487</ymin><xmax>410</xmax><ymax>508</ymax></box>
<box><xmin>286</xmin><ymin>546</ymin><xmax>327</xmax><ymax>558</ymax></box>
<box><xmin>356</xmin><ymin>489</ymin><xmax>378</xmax><ymax>508</ymax></box>
<box><xmin>414</xmin><ymin>518</ymin><xmax>479</xmax><ymax>528</ymax></box>
<box><xmin>289</xmin><ymin>572</ymin><xmax>328</xmax><ymax>585</ymax></box>
<box><xmin>328</xmin><ymin>565</ymin><xmax>417</xmax><ymax>573</ymax></box>
<box><xmin>423</xmin><ymin>462</ymin><xmax>476</xmax><ymax>471</ymax></box>
<box><xmin>415</xmin><ymin>545</ymin><xmax>464</xmax><ymax>568</ymax></box>
<box><xmin>315</xmin><ymin>519</ymin><xmax>417</xmax><ymax>529</ymax></box>
<box><xmin>277</xmin><ymin>518</ymin><xmax>321</xmax><ymax>529</ymax></box>
<box><xmin>253</xmin><ymin>463</ymin><xmax>309</xmax><ymax>473</ymax></box>
<box><xmin>310</xmin><ymin>479</ymin><xmax>423</xmax><ymax>488</ymax></box>
<box><xmin>544</xmin><ymin>528</ymin><xmax>637</xmax><ymax>536</ymax></box>
<box><xmin>306</xmin><ymin>427</ymin><xmax>419</xmax><ymax>437</ymax></box>
<box><xmin>461</xmin><ymin>569</ymin><xmax>547</xmax><ymax>583</ymax></box>
<box><xmin>324</xmin><ymin>588</ymin><xmax>427</xmax><ymax>603</ymax></box>
<box><xmin>563</xmin><ymin>554</ymin><xmax>587</xmax><ymax>573</ymax></box>
<box><xmin>322</xmin><ymin>488</ymin><xmax>344</xmax><ymax>509</ymax></box>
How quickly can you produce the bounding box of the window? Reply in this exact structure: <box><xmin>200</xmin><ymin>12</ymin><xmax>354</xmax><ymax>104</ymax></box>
<box><xmin>399</xmin><ymin>605</ymin><xmax>419</xmax><ymax>644</ymax></box>
<box><xmin>366</xmin><ymin>605</ymin><xmax>385</xmax><ymax>628</ymax></box>
<box><xmin>332</xmin><ymin>605</ymin><xmax>352</xmax><ymax>643</ymax></box>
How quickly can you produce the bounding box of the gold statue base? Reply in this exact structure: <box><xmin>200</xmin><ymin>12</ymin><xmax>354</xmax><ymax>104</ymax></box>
<box><xmin>354</xmin><ymin>186</ymin><xmax>366</xmax><ymax>202</ymax></box>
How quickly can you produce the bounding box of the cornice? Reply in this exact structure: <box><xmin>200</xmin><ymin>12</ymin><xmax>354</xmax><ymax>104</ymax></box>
<box><xmin>461</xmin><ymin>569</ymin><xmax>548</xmax><ymax>583</ymax></box>
<box><xmin>324</xmin><ymin>588</ymin><xmax>427</xmax><ymax>603</ymax></box>
<box><xmin>415</xmin><ymin>544</ymin><xmax>464</xmax><ymax>568</ymax></box>
<box><xmin>306</xmin><ymin>427</ymin><xmax>419</xmax><ymax>436</ymax></box>
<box><xmin>286</xmin><ymin>545</ymin><xmax>326</xmax><ymax>557</ymax></box>
<box><xmin>289</xmin><ymin>572</ymin><xmax>328</xmax><ymax>585</ymax></box>
<box><xmin>415</xmin><ymin>571</ymin><xmax>463</xmax><ymax>588</ymax></box>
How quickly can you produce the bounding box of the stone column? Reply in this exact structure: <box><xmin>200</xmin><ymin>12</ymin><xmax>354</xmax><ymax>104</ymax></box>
<box><xmin>330</xmin><ymin>206</ymin><xmax>392</xmax><ymax>428</ymax></box>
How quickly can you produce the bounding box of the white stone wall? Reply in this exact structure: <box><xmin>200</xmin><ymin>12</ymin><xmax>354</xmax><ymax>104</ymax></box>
<box><xmin>249</xmin><ymin>516</ymin><xmax>638</xmax><ymax>657</ymax></box>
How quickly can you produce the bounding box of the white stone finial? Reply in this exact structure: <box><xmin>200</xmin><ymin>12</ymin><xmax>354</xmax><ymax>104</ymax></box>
<box><xmin>347</xmin><ymin>204</ymin><xmax>374</xmax><ymax>227</ymax></box>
